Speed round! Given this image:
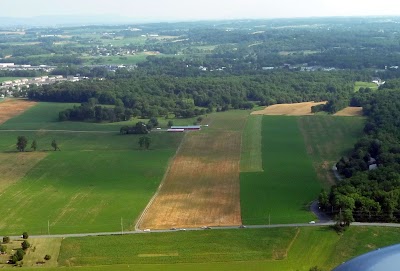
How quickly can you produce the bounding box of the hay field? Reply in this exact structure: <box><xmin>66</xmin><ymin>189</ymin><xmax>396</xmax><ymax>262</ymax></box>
<box><xmin>139</xmin><ymin>111</ymin><xmax>248</xmax><ymax>229</ymax></box>
<box><xmin>0</xmin><ymin>99</ymin><xmax>36</xmax><ymax>125</ymax></box>
<box><xmin>251</xmin><ymin>102</ymin><xmax>326</xmax><ymax>116</ymax></box>
<box><xmin>334</xmin><ymin>107</ymin><xmax>363</xmax><ymax>116</ymax></box>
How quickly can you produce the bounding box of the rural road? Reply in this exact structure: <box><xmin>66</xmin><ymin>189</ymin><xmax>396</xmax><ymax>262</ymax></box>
<box><xmin>8</xmin><ymin>222</ymin><xmax>400</xmax><ymax>239</ymax></box>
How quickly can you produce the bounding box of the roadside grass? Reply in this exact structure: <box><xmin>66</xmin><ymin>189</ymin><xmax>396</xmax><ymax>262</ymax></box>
<box><xmin>240</xmin><ymin>115</ymin><xmax>263</xmax><ymax>172</ymax></box>
<box><xmin>53</xmin><ymin>226</ymin><xmax>400</xmax><ymax>271</ymax></box>
<box><xmin>297</xmin><ymin>116</ymin><xmax>365</xmax><ymax>188</ymax></box>
<box><xmin>58</xmin><ymin>228</ymin><xmax>297</xmax><ymax>266</ymax></box>
<box><xmin>241</xmin><ymin>116</ymin><xmax>320</xmax><ymax>224</ymax></box>
<box><xmin>354</xmin><ymin>81</ymin><xmax>378</xmax><ymax>92</ymax></box>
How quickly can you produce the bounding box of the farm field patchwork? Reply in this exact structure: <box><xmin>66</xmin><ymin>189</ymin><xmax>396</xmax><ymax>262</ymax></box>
<box><xmin>0</xmin><ymin>102</ymin><xmax>184</xmax><ymax>235</ymax></box>
<box><xmin>139</xmin><ymin>111</ymin><xmax>248</xmax><ymax>229</ymax></box>
<box><xmin>297</xmin><ymin>116</ymin><xmax>365</xmax><ymax>187</ymax></box>
<box><xmin>241</xmin><ymin>116</ymin><xmax>320</xmax><ymax>224</ymax></box>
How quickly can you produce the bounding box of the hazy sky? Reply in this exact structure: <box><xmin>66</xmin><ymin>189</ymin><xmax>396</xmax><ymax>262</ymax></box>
<box><xmin>1</xmin><ymin>0</ymin><xmax>400</xmax><ymax>21</ymax></box>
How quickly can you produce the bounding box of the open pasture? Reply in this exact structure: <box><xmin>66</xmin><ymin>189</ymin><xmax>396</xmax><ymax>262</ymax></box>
<box><xmin>59</xmin><ymin>228</ymin><xmax>297</xmax><ymax>266</ymax></box>
<box><xmin>241</xmin><ymin>116</ymin><xmax>320</xmax><ymax>224</ymax></box>
<box><xmin>354</xmin><ymin>81</ymin><xmax>378</xmax><ymax>92</ymax></box>
<box><xmin>139</xmin><ymin>111</ymin><xmax>248</xmax><ymax>229</ymax></box>
<box><xmin>53</xmin><ymin>226</ymin><xmax>400</xmax><ymax>271</ymax></box>
<box><xmin>251</xmin><ymin>101</ymin><xmax>326</xmax><ymax>116</ymax></box>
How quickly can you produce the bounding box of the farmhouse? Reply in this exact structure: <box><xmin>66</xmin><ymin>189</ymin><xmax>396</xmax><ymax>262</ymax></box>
<box><xmin>171</xmin><ymin>125</ymin><xmax>201</xmax><ymax>131</ymax></box>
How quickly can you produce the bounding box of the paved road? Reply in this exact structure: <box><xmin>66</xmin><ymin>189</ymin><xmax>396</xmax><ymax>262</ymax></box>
<box><xmin>9</xmin><ymin>221</ymin><xmax>400</xmax><ymax>239</ymax></box>
<box><xmin>310</xmin><ymin>201</ymin><xmax>332</xmax><ymax>222</ymax></box>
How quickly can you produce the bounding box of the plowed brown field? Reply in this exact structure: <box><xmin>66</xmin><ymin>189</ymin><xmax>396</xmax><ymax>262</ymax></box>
<box><xmin>251</xmin><ymin>101</ymin><xmax>327</xmax><ymax>116</ymax></box>
<box><xmin>0</xmin><ymin>99</ymin><xmax>36</xmax><ymax>125</ymax></box>
<box><xmin>138</xmin><ymin>111</ymin><xmax>247</xmax><ymax>229</ymax></box>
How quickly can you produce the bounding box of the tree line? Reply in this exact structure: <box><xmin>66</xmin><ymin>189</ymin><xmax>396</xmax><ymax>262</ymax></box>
<box><xmin>28</xmin><ymin>71</ymin><xmax>360</xmax><ymax>118</ymax></box>
<box><xmin>320</xmin><ymin>83</ymin><xmax>400</xmax><ymax>223</ymax></box>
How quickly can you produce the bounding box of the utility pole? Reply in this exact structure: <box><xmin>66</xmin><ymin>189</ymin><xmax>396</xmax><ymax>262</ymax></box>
<box><xmin>121</xmin><ymin>217</ymin><xmax>124</xmax><ymax>235</ymax></box>
<box><xmin>48</xmin><ymin>220</ymin><xmax>50</xmax><ymax>235</ymax></box>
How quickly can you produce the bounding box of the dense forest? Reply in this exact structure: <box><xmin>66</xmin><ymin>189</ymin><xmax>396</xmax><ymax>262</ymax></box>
<box><xmin>27</xmin><ymin>70</ymin><xmax>363</xmax><ymax>120</ymax></box>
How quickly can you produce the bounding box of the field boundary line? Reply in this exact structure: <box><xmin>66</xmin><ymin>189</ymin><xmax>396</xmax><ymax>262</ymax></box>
<box><xmin>134</xmin><ymin>133</ymin><xmax>188</xmax><ymax>230</ymax></box>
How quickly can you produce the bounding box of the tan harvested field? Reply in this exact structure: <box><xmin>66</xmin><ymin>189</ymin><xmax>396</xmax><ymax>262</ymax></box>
<box><xmin>0</xmin><ymin>152</ymin><xmax>47</xmax><ymax>192</ymax></box>
<box><xmin>138</xmin><ymin>111</ymin><xmax>248</xmax><ymax>229</ymax></box>
<box><xmin>0</xmin><ymin>99</ymin><xmax>36</xmax><ymax>125</ymax></box>
<box><xmin>251</xmin><ymin>101</ymin><xmax>327</xmax><ymax>116</ymax></box>
<box><xmin>334</xmin><ymin>107</ymin><xmax>363</xmax><ymax>116</ymax></box>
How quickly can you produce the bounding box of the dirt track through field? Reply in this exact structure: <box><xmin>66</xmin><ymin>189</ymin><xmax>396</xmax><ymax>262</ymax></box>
<box><xmin>251</xmin><ymin>102</ymin><xmax>327</xmax><ymax>116</ymax></box>
<box><xmin>138</xmin><ymin>112</ymin><xmax>246</xmax><ymax>229</ymax></box>
<box><xmin>0</xmin><ymin>99</ymin><xmax>36</xmax><ymax>125</ymax></box>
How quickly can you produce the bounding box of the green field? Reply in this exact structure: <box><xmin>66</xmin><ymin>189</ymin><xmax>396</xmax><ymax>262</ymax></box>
<box><xmin>241</xmin><ymin>116</ymin><xmax>320</xmax><ymax>224</ymax></box>
<box><xmin>354</xmin><ymin>81</ymin><xmax>378</xmax><ymax>92</ymax></box>
<box><xmin>240</xmin><ymin>115</ymin><xmax>263</xmax><ymax>172</ymax></box>
<box><xmin>298</xmin><ymin>116</ymin><xmax>365</xmax><ymax>188</ymax></box>
<box><xmin>45</xmin><ymin>226</ymin><xmax>400</xmax><ymax>271</ymax></box>
<box><xmin>0</xmin><ymin>102</ymin><xmax>184</xmax><ymax>235</ymax></box>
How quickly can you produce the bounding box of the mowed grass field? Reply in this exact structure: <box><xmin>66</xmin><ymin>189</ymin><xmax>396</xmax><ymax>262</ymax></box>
<box><xmin>354</xmin><ymin>81</ymin><xmax>378</xmax><ymax>92</ymax></box>
<box><xmin>0</xmin><ymin>102</ymin><xmax>184</xmax><ymax>235</ymax></box>
<box><xmin>298</xmin><ymin>116</ymin><xmax>365</xmax><ymax>187</ymax></box>
<box><xmin>240</xmin><ymin>115</ymin><xmax>263</xmax><ymax>172</ymax></box>
<box><xmin>241</xmin><ymin>116</ymin><xmax>320</xmax><ymax>224</ymax></box>
<box><xmin>50</xmin><ymin>226</ymin><xmax>400</xmax><ymax>271</ymax></box>
<box><xmin>139</xmin><ymin>110</ymin><xmax>248</xmax><ymax>229</ymax></box>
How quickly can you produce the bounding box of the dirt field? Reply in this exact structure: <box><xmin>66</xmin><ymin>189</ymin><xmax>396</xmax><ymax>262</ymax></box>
<box><xmin>138</xmin><ymin>112</ymin><xmax>247</xmax><ymax>229</ymax></box>
<box><xmin>0</xmin><ymin>99</ymin><xmax>36</xmax><ymax>125</ymax></box>
<box><xmin>334</xmin><ymin>107</ymin><xmax>363</xmax><ymax>116</ymax></box>
<box><xmin>251</xmin><ymin>102</ymin><xmax>327</xmax><ymax>116</ymax></box>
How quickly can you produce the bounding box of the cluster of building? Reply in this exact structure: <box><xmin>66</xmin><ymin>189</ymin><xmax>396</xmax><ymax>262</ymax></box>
<box><xmin>88</xmin><ymin>45</ymin><xmax>149</xmax><ymax>57</ymax></box>
<box><xmin>0</xmin><ymin>75</ymin><xmax>83</xmax><ymax>98</ymax></box>
<box><xmin>0</xmin><ymin>63</ymin><xmax>56</xmax><ymax>72</ymax></box>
